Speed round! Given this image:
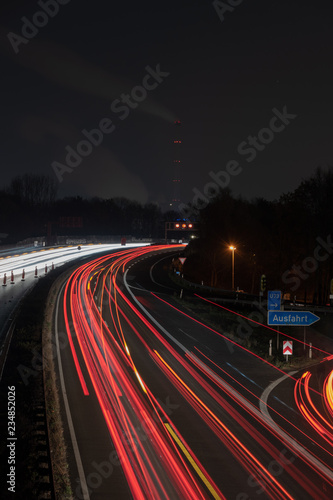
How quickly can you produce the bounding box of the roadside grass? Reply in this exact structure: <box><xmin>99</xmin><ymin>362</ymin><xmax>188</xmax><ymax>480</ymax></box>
<box><xmin>172</xmin><ymin>294</ymin><xmax>324</xmax><ymax>370</ymax></box>
<box><xmin>42</xmin><ymin>273</ymin><xmax>73</xmax><ymax>499</ymax></box>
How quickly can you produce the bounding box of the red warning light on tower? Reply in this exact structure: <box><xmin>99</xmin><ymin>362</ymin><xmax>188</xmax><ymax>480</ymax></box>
<box><xmin>166</xmin><ymin>222</ymin><xmax>197</xmax><ymax>230</ymax></box>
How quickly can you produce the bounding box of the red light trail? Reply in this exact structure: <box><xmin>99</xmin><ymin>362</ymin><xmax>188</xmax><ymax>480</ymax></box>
<box><xmin>59</xmin><ymin>245</ymin><xmax>333</xmax><ymax>499</ymax></box>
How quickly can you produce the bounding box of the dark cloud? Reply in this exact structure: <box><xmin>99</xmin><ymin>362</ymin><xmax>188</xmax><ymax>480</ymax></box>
<box><xmin>1</xmin><ymin>0</ymin><xmax>333</xmax><ymax>206</ymax></box>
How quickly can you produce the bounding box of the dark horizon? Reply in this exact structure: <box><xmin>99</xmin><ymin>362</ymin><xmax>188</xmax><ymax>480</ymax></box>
<box><xmin>1</xmin><ymin>0</ymin><xmax>333</xmax><ymax>208</ymax></box>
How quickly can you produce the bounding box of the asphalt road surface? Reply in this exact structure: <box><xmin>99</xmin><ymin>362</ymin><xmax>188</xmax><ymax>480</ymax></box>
<box><xmin>54</xmin><ymin>245</ymin><xmax>333</xmax><ymax>499</ymax></box>
<box><xmin>0</xmin><ymin>244</ymin><xmax>147</xmax><ymax>372</ymax></box>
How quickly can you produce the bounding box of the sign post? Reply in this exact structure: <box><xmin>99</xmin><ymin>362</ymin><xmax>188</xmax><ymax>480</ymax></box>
<box><xmin>330</xmin><ymin>278</ymin><xmax>333</xmax><ymax>305</ymax></box>
<box><xmin>268</xmin><ymin>291</ymin><xmax>282</xmax><ymax>350</ymax></box>
<box><xmin>267</xmin><ymin>291</ymin><xmax>320</xmax><ymax>354</ymax></box>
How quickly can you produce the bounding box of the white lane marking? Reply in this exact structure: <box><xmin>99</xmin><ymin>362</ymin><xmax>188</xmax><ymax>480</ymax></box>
<box><xmin>124</xmin><ymin>269</ymin><xmax>190</xmax><ymax>354</ymax></box>
<box><xmin>259</xmin><ymin>372</ymin><xmax>333</xmax><ymax>481</ymax></box>
<box><xmin>124</xmin><ymin>269</ymin><xmax>333</xmax><ymax>483</ymax></box>
<box><xmin>178</xmin><ymin>328</ymin><xmax>198</xmax><ymax>343</ymax></box>
<box><xmin>0</xmin><ymin>321</ymin><xmax>16</xmax><ymax>382</ymax></box>
<box><xmin>226</xmin><ymin>362</ymin><xmax>264</xmax><ymax>391</ymax></box>
<box><xmin>128</xmin><ymin>285</ymin><xmax>150</xmax><ymax>292</ymax></box>
<box><xmin>149</xmin><ymin>255</ymin><xmax>176</xmax><ymax>289</ymax></box>
<box><xmin>55</xmin><ymin>281</ymin><xmax>90</xmax><ymax>500</ymax></box>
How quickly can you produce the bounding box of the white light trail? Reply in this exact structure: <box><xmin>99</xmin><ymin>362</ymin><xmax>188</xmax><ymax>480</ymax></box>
<box><xmin>0</xmin><ymin>244</ymin><xmax>149</xmax><ymax>277</ymax></box>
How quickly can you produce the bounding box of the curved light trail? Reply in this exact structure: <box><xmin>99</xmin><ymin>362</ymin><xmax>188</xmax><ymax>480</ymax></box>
<box><xmin>295</xmin><ymin>370</ymin><xmax>333</xmax><ymax>449</ymax></box>
<box><xmin>0</xmin><ymin>243</ymin><xmax>148</xmax><ymax>278</ymax></box>
<box><xmin>60</xmin><ymin>245</ymin><xmax>333</xmax><ymax>499</ymax></box>
<box><xmin>63</xmin><ymin>246</ymin><xmax>222</xmax><ymax>499</ymax></box>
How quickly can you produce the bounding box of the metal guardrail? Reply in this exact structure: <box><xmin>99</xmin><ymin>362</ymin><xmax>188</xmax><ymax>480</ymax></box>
<box><xmin>173</xmin><ymin>275</ymin><xmax>333</xmax><ymax>313</ymax></box>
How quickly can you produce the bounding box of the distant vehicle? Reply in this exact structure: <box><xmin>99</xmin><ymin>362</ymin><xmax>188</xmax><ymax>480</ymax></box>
<box><xmin>121</xmin><ymin>237</ymin><xmax>126</xmax><ymax>246</ymax></box>
<box><xmin>77</xmin><ymin>245</ymin><xmax>81</xmax><ymax>250</ymax></box>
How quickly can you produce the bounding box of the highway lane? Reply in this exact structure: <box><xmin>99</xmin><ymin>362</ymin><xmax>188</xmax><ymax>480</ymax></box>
<box><xmin>55</xmin><ymin>246</ymin><xmax>333</xmax><ymax>499</ymax></box>
<box><xmin>57</xmin><ymin>246</ymin><xmax>226</xmax><ymax>499</ymax></box>
<box><xmin>55</xmin><ymin>278</ymin><xmax>133</xmax><ymax>500</ymax></box>
<box><xmin>0</xmin><ymin>243</ymin><xmax>148</xmax><ymax>277</ymax></box>
<box><xmin>135</xmin><ymin>253</ymin><xmax>333</xmax><ymax>466</ymax></box>
<box><xmin>0</xmin><ymin>243</ymin><xmax>148</xmax><ymax>371</ymax></box>
<box><xmin>56</xmin><ymin>247</ymin><xmax>224</xmax><ymax>497</ymax></box>
<box><xmin>124</xmin><ymin>252</ymin><xmax>333</xmax><ymax>498</ymax></box>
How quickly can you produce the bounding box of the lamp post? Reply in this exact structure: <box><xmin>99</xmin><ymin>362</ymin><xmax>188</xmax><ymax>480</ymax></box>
<box><xmin>229</xmin><ymin>246</ymin><xmax>236</xmax><ymax>291</ymax></box>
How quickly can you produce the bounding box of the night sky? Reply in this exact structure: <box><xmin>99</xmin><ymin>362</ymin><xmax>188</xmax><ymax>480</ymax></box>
<box><xmin>1</xmin><ymin>0</ymin><xmax>333</xmax><ymax>210</ymax></box>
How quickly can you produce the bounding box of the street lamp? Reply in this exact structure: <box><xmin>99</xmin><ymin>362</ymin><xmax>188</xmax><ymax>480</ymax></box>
<box><xmin>229</xmin><ymin>246</ymin><xmax>236</xmax><ymax>290</ymax></box>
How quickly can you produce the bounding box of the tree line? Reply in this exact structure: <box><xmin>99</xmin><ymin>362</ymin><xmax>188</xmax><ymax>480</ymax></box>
<box><xmin>183</xmin><ymin>166</ymin><xmax>333</xmax><ymax>304</ymax></box>
<box><xmin>2</xmin><ymin>168</ymin><xmax>332</xmax><ymax>304</ymax></box>
<box><xmin>0</xmin><ymin>174</ymin><xmax>172</xmax><ymax>243</ymax></box>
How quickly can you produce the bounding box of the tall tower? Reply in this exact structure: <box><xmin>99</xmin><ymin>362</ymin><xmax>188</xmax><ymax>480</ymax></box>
<box><xmin>171</xmin><ymin>120</ymin><xmax>182</xmax><ymax>207</ymax></box>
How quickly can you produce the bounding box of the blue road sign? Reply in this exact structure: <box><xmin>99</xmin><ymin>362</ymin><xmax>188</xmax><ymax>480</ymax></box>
<box><xmin>268</xmin><ymin>290</ymin><xmax>281</xmax><ymax>311</ymax></box>
<box><xmin>267</xmin><ymin>311</ymin><xmax>320</xmax><ymax>326</ymax></box>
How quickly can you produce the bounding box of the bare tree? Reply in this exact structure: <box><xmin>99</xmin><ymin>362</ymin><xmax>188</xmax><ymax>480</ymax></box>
<box><xmin>9</xmin><ymin>173</ymin><xmax>58</xmax><ymax>206</ymax></box>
